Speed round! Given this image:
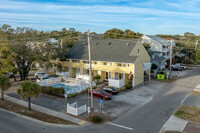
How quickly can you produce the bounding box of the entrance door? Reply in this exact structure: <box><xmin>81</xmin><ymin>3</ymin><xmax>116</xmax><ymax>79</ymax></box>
<box><xmin>105</xmin><ymin>72</ymin><xmax>109</xmax><ymax>80</ymax></box>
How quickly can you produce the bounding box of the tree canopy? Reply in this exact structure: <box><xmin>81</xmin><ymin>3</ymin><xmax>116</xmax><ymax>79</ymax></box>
<box><xmin>0</xmin><ymin>75</ymin><xmax>12</xmax><ymax>101</ymax></box>
<box><xmin>17</xmin><ymin>80</ymin><xmax>41</xmax><ymax>111</ymax></box>
<box><xmin>102</xmin><ymin>28</ymin><xmax>143</xmax><ymax>39</ymax></box>
<box><xmin>0</xmin><ymin>24</ymin><xmax>81</xmax><ymax>80</ymax></box>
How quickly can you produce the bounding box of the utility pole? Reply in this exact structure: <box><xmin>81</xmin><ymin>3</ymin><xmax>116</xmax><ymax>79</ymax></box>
<box><xmin>87</xmin><ymin>29</ymin><xmax>94</xmax><ymax>115</ymax></box>
<box><xmin>195</xmin><ymin>40</ymin><xmax>198</xmax><ymax>51</ymax></box>
<box><xmin>169</xmin><ymin>40</ymin><xmax>173</xmax><ymax>78</ymax></box>
<box><xmin>60</xmin><ymin>38</ymin><xmax>63</xmax><ymax>50</ymax></box>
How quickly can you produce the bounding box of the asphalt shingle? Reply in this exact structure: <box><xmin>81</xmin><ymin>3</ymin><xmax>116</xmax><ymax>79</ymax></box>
<box><xmin>66</xmin><ymin>38</ymin><xmax>139</xmax><ymax>63</ymax></box>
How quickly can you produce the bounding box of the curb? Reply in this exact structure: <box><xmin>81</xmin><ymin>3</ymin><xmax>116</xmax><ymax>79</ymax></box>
<box><xmin>0</xmin><ymin>108</ymin><xmax>79</xmax><ymax>128</ymax></box>
<box><xmin>4</xmin><ymin>94</ymin><xmax>91</xmax><ymax>126</ymax></box>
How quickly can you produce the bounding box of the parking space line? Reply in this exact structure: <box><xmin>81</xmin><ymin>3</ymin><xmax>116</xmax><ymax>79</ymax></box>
<box><xmin>181</xmin><ymin>94</ymin><xmax>189</xmax><ymax>104</ymax></box>
<box><xmin>107</xmin><ymin>122</ymin><xmax>134</xmax><ymax>131</ymax></box>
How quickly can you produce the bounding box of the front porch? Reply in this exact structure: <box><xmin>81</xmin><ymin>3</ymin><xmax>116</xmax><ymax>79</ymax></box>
<box><xmin>69</xmin><ymin>67</ymin><xmax>133</xmax><ymax>88</ymax></box>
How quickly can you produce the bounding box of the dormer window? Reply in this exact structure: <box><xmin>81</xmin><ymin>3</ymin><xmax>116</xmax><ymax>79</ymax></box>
<box><xmin>138</xmin><ymin>48</ymin><xmax>140</xmax><ymax>55</ymax></box>
<box><xmin>126</xmin><ymin>42</ymin><xmax>130</xmax><ymax>46</ymax></box>
<box><xmin>108</xmin><ymin>42</ymin><xmax>112</xmax><ymax>46</ymax></box>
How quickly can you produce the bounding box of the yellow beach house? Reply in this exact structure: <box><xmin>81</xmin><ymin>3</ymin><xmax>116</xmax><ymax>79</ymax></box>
<box><xmin>63</xmin><ymin>37</ymin><xmax>151</xmax><ymax>88</ymax></box>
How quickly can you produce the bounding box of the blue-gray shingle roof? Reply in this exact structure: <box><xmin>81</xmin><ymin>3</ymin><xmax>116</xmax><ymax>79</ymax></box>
<box><xmin>66</xmin><ymin>38</ymin><xmax>139</xmax><ymax>63</ymax></box>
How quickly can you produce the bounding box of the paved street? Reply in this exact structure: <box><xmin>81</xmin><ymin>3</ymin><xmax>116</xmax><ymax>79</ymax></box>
<box><xmin>1</xmin><ymin>66</ymin><xmax>200</xmax><ymax>133</ymax></box>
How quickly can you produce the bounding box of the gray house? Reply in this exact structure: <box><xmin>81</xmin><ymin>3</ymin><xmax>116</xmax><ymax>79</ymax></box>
<box><xmin>142</xmin><ymin>35</ymin><xmax>175</xmax><ymax>70</ymax></box>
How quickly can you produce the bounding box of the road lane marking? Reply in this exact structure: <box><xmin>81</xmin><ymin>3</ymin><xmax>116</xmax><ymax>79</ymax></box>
<box><xmin>78</xmin><ymin>121</ymin><xmax>86</xmax><ymax>125</ymax></box>
<box><xmin>107</xmin><ymin>122</ymin><xmax>134</xmax><ymax>131</ymax></box>
<box><xmin>181</xmin><ymin>94</ymin><xmax>189</xmax><ymax>104</ymax></box>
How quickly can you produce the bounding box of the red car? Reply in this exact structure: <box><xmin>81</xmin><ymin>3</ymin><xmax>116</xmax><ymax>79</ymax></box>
<box><xmin>89</xmin><ymin>89</ymin><xmax>112</xmax><ymax>100</ymax></box>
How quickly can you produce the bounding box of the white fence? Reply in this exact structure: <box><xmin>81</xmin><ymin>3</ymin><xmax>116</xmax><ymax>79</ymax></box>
<box><xmin>67</xmin><ymin>102</ymin><xmax>87</xmax><ymax>116</ymax></box>
<box><xmin>37</xmin><ymin>77</ymin><xmax>62</xmax><ymax>86</ymax></box>
<box><xmin>65</xmin><ymin>84</ymin><xmax>89</xmax><ymax>95</ymax></box>
<box><xmin>56</xmin><ymin>72</ymin><xmax>69</xmax><ymax>78</ymax></box>
<box><xmin>76</xmin><ymin>74</ymin><xmax>90</xmax><ymax>81</ymax></box>
<box><xmin>108</xmin><ymin>79</ymin><xmax>125</xmax><ymax>88</ymax></box>
<box><xmin>65</xmin><ymin>77</ymin><xmax>96</xmax><ymax>86</ymax></box>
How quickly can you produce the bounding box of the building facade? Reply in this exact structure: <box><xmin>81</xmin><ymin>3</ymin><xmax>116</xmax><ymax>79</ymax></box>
<box><xmin>63</xmin><ymin>37</ymin><xmax>151</xmax><ymax>88</ymax></box>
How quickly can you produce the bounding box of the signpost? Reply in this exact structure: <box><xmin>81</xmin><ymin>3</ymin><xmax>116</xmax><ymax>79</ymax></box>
<box><xmin>65</xmin><ymin>91</ymin><xmax>68</xmax><ymax>113</ymax></box>
<box><xmin>99</xmin><ymin>100</ymin><xmax>104</xmax><ymax>114</ymax></box>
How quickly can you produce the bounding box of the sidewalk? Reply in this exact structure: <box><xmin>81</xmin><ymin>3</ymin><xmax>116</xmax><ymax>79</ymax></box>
<box><xmin>160</xmin><ymin>115</ymin><xmax>188</xmax><ymax>132</ymax></box>
<box><xmin>4</xmin><ymin>94</ymin><xmax>90</xmax><ymax>126</ymax></box>
<box><xmin>160</xmin><ymin>83</ymin><xmax>200</xmax><ymax>133</ymax></box>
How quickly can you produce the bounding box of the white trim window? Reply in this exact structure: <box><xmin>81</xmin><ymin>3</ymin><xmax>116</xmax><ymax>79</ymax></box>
<box><xmin>138</xmin><ymin>48</ymin><xmax>140</xmax><ymax>55</ymax></box>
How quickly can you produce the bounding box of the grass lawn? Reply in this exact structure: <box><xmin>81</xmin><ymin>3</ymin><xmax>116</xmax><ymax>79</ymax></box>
<box><xmin>191</xmin><ymin>91</ymin><xmax>200</xmax><ymax>96</ymax></box>
<box><xmin>0</xmin><ymin>99</ymin><xmax>76</xmax><ymax>125</ymax></box>
<box><xmin>174</xmin><ymin>105</ymin><xmax>200</xmax><ymax>123</ymax></box>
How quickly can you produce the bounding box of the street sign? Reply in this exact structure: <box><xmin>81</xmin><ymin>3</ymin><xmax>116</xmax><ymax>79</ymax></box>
<box><xmin>99</xmin><ymin>99</ymin><xmax>104</xmax><ymax>103</ymax></box>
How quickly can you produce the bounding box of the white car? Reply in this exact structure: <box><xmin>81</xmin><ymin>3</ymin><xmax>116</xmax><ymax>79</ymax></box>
<box><xmin>36</xmin><ymin>76</ymin><xmax>49</xmax><ymax>82</ymax></box>
<box><xmin>34</xmin><ymin>72</ymin><xmax>49</xmax><ymax>77</ymax></box>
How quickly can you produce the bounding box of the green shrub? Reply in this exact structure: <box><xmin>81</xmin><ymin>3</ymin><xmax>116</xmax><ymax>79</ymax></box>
<box><xmin>124</xmin><ymin>84</ymin><xmax>132</xmax><ymax>89</ymax></box>
<box><xmin>41</xmin><ymin>86</ymin><xmax>52</xmax><ymax>94</ymax></box>
<box><xmin>93</xmin><ymin>75</ymin><xmax>101</xmax><ymax>83</ymax></box>
<box><xmin>90</xmin><ymin>115</ymin><xmax>103</xmax><ymax>123</ymax></box>
<box><xmin>41</xmin><ymin>86</ymin><xmax>64</xmax><ymax>97</ymax></box>
<box><xmin>175</xmin><ymin>110</ymin><xmax>185</xmax><ymax>116</ymax></box>
<box><xmin>120</xmin><ymin>86</ymin><xmax>126</xmax><ymax>91</ymax></box>
<box><xmin>47</xmin><ymin>86</ymin><xmax>54</xmax><ymax>94</ymax></box>
<box><xmin>67</xmin><ymin>92</ymin><xmax>79</xmax><ymax>99</ymax></box>
<box><xmin>52</xmin><ymin>87</ymin><xmax>65</xmax><ymax>96</ymax></box>
<box><xmin>80</xmin><ymin>89</ymin><xmax>88</xmax><ymax>94</ymax></box>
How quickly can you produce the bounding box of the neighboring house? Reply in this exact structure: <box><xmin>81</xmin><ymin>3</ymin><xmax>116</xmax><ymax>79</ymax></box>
<box><xmin>142</xmin><ymin>35</ymin><xmax>175</xmax><ymax>69</ymax></box>
<box><xmin>64</xmin><ymin>37</ymin><xmax>151</xmax><ymax>88</ymax></box>
<box><xmin>148</xmin><ymin>50</ymin><xmax>166</xmax><ymax>70</ymax></box>
<box><xmin>142</xmin><ymin>35</ymin><xmax>175</xmax><ymax>59</ymax></box>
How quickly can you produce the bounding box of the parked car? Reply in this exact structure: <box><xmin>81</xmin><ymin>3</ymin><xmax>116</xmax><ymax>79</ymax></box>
<box><xmin>175</xmin><ymin>64</ymin><xmax>187</xmax><ymax>70</ymax></box>
<box><xmin>88</xmin><ymin>89</ymin><xmax>112</xmax><ymax>100</ymax></box>
<box><xmin>36</xmin><ymin>76</ymin><xmax>49</xmax><ymax>82</ymax></box>
<box><xmin>34</xmin><ymin>72</ymin><xmax>49</xmax><ymax>77</ymax></box>
<box><xmin>169</xmin><ymin>65</ymin><xmax>183</xmax><ymax>71</ymax></box>
<box><xmin>102</xmin><ymin>86</ymin><xmax>120</xmax><ymax>95</ymax></box>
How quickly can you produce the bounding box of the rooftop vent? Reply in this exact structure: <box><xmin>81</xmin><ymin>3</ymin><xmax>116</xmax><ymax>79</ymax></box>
<box><xmin>108</xmin><ymin>42</ymin><xmax>112</xmax><ymax>46</ymax></box>
<box><xmin>81</xmin><ymin>41</ymin><xmax>87</xmax><ymax>45</ymax></box>
<box><xmin>126</xmin><ymin>42</ymin><xmax>130</xmax><ymax>46</ymax></box>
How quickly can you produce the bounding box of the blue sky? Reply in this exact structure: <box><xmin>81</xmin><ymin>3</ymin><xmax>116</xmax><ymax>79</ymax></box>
<box><xmin>1</xmin><ymin>0</ymin><xmax>200</xmax><ymax>35</ymax></box>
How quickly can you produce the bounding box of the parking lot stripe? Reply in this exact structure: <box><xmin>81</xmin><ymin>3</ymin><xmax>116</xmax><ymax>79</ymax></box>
<box><xmin>78</xmin><ymin>121</ymin><xmax>86</xmax><ymax>125</ymax></box>
<box><xmin>107</xmin><ymin>122</ymin><xmax>134</xmax><ymax>131</ymax></box>
<box><xmin>181</xmin><ymin>94</ymin><xmax>189</xmax><ymax>104</ymax></box>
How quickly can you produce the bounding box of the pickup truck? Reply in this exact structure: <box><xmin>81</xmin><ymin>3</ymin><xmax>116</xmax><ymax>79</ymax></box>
<box><xmin>170</xmin><ymin>65</ymin><xmax>183</xmax><ymax>71</ymax></box>
<box><xmin>175</xmin><ymin>64</ymin><xmax>187</xmax><ymax>70</ymax></box>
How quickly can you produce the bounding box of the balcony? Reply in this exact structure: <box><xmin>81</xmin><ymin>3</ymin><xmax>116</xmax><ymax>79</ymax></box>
<box><xmin>108</xmin><ymin>78</ymin><xmax>125</xmax><ymax>88</ymax></box>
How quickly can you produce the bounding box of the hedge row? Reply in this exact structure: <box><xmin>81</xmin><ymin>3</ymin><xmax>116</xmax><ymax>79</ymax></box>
<box><xmin>41</xmin><ymin>86</ymin><xmax>65</xmax><ymax>97</ymax></box>
<box><xmin>119</xmin><ymin>84</ymin><xmax>132</xmax><ymax>91</ymax></box>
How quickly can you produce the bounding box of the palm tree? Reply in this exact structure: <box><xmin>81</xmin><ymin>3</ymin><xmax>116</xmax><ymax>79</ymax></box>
<box><xmin>17</xmin><ymin>80</ymin><xmax>41</xmax><ymax>111</ymax></box>
<box><xmin>0</xmin><ymin>75</ymin><xmax>12</xmax><ymax>101</ymax></box>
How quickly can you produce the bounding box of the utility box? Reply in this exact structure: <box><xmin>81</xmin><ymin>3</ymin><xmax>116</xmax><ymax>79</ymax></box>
<box><xmin>156</xmin><ymin>71</ymin><xmax>165</xmax><ymax>79</ymax></box>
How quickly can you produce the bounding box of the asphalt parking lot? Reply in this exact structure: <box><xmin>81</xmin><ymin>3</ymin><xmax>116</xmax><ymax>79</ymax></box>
<box><xmin>7</xmin><ymin>80</ymin><xmax>167</xmax><ymax>119</ymax></box>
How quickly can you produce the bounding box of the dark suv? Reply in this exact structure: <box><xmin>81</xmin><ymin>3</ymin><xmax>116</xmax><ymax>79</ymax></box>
<box><xmin>102</xmin><ymin>86</ymin><xmax>120</xmax><ymax>95</ymax></box>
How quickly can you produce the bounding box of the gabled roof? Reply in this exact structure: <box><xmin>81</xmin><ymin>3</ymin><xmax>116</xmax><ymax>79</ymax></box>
<box><xmin>144</xmin><ymin>35</ymin><xmax>170</xmax><ymax>46</ymax></box>
<box><xmin>152</xmin><ymin>55</ymin><xmax>166</xmax><ymax>63</ymax></box>
<box><xmin>66</xmin><ymin>38</ymin><xmax>139</xmax><ymax>63</ymax></box>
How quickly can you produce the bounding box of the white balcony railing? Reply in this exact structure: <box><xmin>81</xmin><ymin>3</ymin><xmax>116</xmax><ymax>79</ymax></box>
<box><xmin>108</xmin><ymin>79</ymin><xmax>125</xmax><ymax>88</ymax></box>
